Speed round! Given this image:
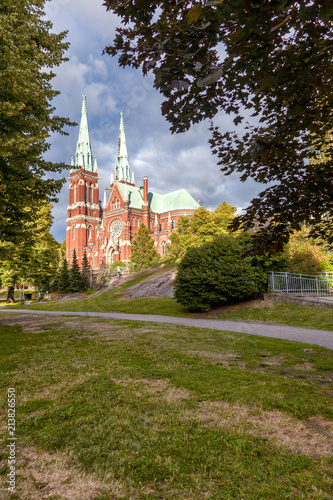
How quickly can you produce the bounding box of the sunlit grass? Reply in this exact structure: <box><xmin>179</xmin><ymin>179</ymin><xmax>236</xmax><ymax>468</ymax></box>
<box><xmin>213</xmin><ymin>300</ymin><xmax>333</xmax><ymax>331</ymax></box>
<box><xmin>0</xmin><ymin>315</ymin><xmax>332</xmax><ymax>499</ymax></box>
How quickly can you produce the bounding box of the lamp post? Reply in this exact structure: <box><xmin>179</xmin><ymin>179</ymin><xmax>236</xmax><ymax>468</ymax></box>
<box><xmin>89</xmin><ymin>242</ymin><xmax>93</xmax><ymax>287</ymax></box>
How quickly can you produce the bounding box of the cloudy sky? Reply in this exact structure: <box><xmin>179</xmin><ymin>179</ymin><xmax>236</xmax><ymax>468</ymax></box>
<box><xmin>45</xmin><ymin>0</ymin><xmax>262</xmax><ymax>243</ymax></box>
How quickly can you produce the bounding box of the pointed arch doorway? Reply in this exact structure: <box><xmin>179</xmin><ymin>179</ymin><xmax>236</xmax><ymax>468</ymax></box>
<box><xmin>106</xmin><ymin>245</ymin><xmax>114</xmax><ymax>264</ymax></box>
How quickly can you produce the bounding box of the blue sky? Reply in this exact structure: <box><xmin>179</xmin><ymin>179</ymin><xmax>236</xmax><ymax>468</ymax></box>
<box><xmin>45</xmin><ymin>0</ymin><xmax>262</xmax><ymax>242</ymax></box>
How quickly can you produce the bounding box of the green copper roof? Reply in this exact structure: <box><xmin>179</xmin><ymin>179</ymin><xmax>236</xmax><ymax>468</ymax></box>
<box><xmin>115</xmin><ymin>112</ymin><xmax>131</xmax><ymax>182</ymax></box>
<box><xmin>149</xmin><ymin>189</ymin><xmax>199</xmax><ymax>213</ymax></box>
<box><xmin>74</xmin><ymin>93</ymin><xmax>94</xmax><ymax>172</ymax></box>
<box><xmin>117</xmin><ymin>182</ymin><xmax>143</xmax><ymax>208</ymax></box>
<box><xmin>117</xmin><ymin>184</ymin><xmax>199</xmax><ymax>213</ymax></box>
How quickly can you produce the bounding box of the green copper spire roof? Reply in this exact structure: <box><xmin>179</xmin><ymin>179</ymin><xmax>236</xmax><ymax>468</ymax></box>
<box><xmin>74</xmin><ymin>93</ymin><xmax>94</xmax><ymax>172</ymax></box>
<box><xmin>115</xmin><ymin>111</ymin><xmax>131</xmax><ymax>182</ymax></box>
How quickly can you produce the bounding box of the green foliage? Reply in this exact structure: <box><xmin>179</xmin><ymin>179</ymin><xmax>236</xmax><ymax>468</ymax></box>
<box><xmin>168</xmin><ymin>202</ymin><xmax>237</xmax><ymax>261</ymax></box>
<box><xmin>81</xmin><ymin>250</ymin><xmax>91</xmax><ymax>290</ymax></box>
<box><xmin>59</xmin><ymin>240</ymin><xmax>67</xmax><ymax>259</ymax></box>
<box><xmin>0</xmin><ymin>203</ymin><xmax>61</xmax><ymax>299</ymax></box>
<box><xmin>214</xmin><ymin>201</ymin><xmax>238</xmax><ymax>231</ymax></box>
<box><xmin>284</xmin><ymin>227</ymin><xmax>333</xmax><ymax>274</ymax></box>
<box><xmin>168</xmin><ymin>231</ymin><xmax>199</xmax><ymax>262</ymax></box>
<box><xmin>26</xmin><ymin>204</ymin><xmax>61</xmax><ymax>290</ymax></box>
<box><xmin>70</xmin><ymin>249</ymin><xmax>84</xmax><ymax>293</ymax></box>
<box><xmin>176</xmin><ymin>215</ymin><xmax>192</xmax><ymax>234</ymax></box>
<box><xmin>111</xmin><ymin>260</ymin><xmax>126</xmax><ymax>268</ymax></box>
<box><xmin>104</xmin><ymin>0</ymin><xmax>333</xmax><ymax>250</ymax></box>
<box><xmin>130</xmin><ymin>223</ymin><xmax>160</xmax><ymax>270</ymax></box>
<box><xmin>287</xmin><ymin>246</ymin><xmax>331</xmax><ymax>275</ymax></box>
<box><xmin>174</xmin><ymin>235</ymin><xmax>267</xmax><ymax>311</ymax></box>
<box><xmin>57</xmin><ymin>258</ymin><xmax>71</xmax><ymax>293</ymax></box>
<box><xmin>190</xmin><ymin>206</ymin><xmax>218</xmax><ymax>242</ymax></box>
<box><xmin>251</xmin><ymin>252</ymin><xmax>288</xmax><ymax>274</ymax></box>
<box><xmin>0</xmin><ymin>0</ymin><xmax>75</xmax><ymax>247</ymax></box>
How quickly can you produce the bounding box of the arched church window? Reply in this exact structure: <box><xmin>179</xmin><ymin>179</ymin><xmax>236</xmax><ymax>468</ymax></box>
<box><xmin>84</xmin><ymin>183</ymin><xmax>87</xmax><ymax>204</ymax></box>
<box><xmin>88</xmin><ymin>226</ymin><xmax>92</xmax><ymax>241</ymax></box>
<box><xmin>89</xmin><ymin>184</ymin><xmax>93</xmax><ymax>203</ymax></box>
<box><xmin>137</xmin><ymin>218</ymin><xmax>139</xmax><ymax>227</ymax></box>
<box><xmin>161</xmin><ymin>241</ymin><xmax>166</xmax><ymax>256</ymax></box>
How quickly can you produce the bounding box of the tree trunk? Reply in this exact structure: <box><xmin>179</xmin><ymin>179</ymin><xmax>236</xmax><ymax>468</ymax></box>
<box><xmin>6</xmin><ymin>286</ymin><xmax>15</xmax><ymax>303</ymax></box>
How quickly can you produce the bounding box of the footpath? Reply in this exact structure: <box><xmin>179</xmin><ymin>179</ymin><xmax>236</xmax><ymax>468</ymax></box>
<box><xmin>0</xmin><ymin>309</ymin><xmax>332</xmax><ymax>350</ymax></box>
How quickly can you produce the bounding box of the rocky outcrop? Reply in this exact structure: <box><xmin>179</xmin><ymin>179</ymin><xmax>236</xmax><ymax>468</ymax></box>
<box><xmin>124</xmin><ymin>270</ymin><xmax>177</xmax><ymax>298</ymax></box>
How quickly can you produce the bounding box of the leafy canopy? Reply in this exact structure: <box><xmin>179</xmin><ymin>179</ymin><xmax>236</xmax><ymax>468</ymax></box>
<box><xmin>0</xmin><ymin>203</ymin><xmax>61</xmax><ymax>300</ymax></box>
<box><xmin>103</xmin><ymin>0</ymin><xmax>333</xmax><ymax>251</ymax></box>
<box><xmin>168</xmin><ymin>202</ymin><xmax>237</xmax><ymax>261</ymax></box>
<box><xmin>0</xmin><ymin>0</ymin><xmax>74</xmax><ymax>245</ymax></box>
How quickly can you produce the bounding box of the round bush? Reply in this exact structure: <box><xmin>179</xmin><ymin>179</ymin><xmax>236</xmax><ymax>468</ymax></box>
<box><xmin>174</xmin><ymin>235</ymin><xmax>267</xmax><ymax>312</ymax></box>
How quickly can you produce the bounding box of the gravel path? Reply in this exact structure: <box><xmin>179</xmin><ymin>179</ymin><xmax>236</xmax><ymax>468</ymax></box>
<box><xmin>1</xmin><ymin>309</ymin><xmax>332</xmax><ymax>350</ymax></box>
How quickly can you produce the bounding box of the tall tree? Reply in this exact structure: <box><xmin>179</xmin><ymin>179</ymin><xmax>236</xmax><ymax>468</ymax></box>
<box><xmin>0</xmin><ymin>0</ymin><xmax>74</xmax><ymax>247</ymax></box>
<box><xmin>28</xmin><ymin>203</ymin><xmax>61</xmax><ymax>291</ymax></box>
<box><xmin>70</xmin><ymin>249</ymin><xmax>84</xmax><ymax>293</ymax></box>
<box><xmin>168</xmin><ymin>202</ymin><xmax>237</xmax><ymax>261</ymax></box>
<box><xmin>130</xmin><ymin>223</ymin><xmax>160</xmax><ymax>270</ymax></box>
<box><xmin>57</xmin><ymin>258</ymin><xmax>71</xmax><ymax>293</ymax></box>
<box><xmin>103</xmin><ymin>0</ymin><xmax>333</xmax><ymax>251</ymax></box>
<box><xmin>0</xmin><ymin>202</ymin><xmax>61</xmax><ymax>300</ymax></box>
<box><xmin>81</xmin><ymin>250</ymin><xmax>91</xmax><ymax>290</ymax></box>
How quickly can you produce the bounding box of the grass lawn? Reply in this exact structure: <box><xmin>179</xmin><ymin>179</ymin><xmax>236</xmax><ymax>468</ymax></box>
<box><xmin>212</xmin><ymin>300</ymin><xmax>333</xmax><ymax>331</ymax></box>
<box><xmin>5</xmin><ymin>289</ymin><xmax>333</xmax><ymax>331</ymax></box>
<box><xmin>0</xmin><ymin>313</ymin><xmax>332</xmax><ymax>499</ymax></box>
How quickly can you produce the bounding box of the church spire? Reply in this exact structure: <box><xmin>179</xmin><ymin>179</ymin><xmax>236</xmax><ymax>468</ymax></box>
<box><xmin>115</xmin><ymin>111</ymin><xmax>130</xmax><ymax>182</ymax></box>
<box><xmin>74</xmin><ymin>93</ymin><xmax>94</xmax><ymax>172</ymax></box>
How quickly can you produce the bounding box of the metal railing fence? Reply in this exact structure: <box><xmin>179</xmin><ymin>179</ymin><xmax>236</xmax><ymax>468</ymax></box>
<box><xmin>268</xmin><ymin>272</ymin><xmax>333</xmax><ymax>298</ymax></box>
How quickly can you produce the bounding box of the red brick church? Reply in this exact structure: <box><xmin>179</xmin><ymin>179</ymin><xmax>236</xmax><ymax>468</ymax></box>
<box><xmin>66</xmin><ymin>94</ymin><xmax>199</xmax><ymax>270</ymax></box>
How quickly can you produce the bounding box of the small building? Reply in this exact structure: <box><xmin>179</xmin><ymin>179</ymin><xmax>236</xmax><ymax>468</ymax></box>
<box><xmin>66</xmin><ymin>94</ymin><xmax>199</xmax><ymax>269</ymax></box>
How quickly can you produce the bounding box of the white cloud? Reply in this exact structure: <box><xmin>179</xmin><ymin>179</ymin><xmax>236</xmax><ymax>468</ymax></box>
<box><xmin>43</xmin><ymin>0</ymin><xmax>263</xmax><ymax>242</ymax></box>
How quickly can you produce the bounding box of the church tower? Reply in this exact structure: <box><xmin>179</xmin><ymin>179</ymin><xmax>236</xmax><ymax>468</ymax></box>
<box><xmin>109</xmin><ymin>111</ymin><xmax>135</xmax><ymax>186</ymax></box>
<box><xmin>66</xmin><ymin>93</ymin><xmax>101</xmax><ymax>268</ymax></box>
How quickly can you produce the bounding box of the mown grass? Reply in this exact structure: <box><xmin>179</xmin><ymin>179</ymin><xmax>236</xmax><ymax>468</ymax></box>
<box><xmin>7</xmin><ymin>291</ymin><xmax>333</xmax><ymax>330</ymax></box>
<box><xmin>0</xmin><ymin>314</ymin><xmax>332</xmax><ymax>499</ymax></box>
<box><xmin>213</xmin><ymin>300</ymin><xmax>333</xmax><ymax>331</ymax></box>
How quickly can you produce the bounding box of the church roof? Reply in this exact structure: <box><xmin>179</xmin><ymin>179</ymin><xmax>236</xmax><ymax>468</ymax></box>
<box><xmin>149</xmin><ymin>189</ymin><xmax>200</xmax><ymax>213</ymax></box>
<box><xmin>117</xmin><ymin>182</ymin><xmax>143</xmax><ymax>208</ymax></box>
<box><xmin>117</xmin><ymin>183</ymin><xmax>199</xmax><ymax>213</ymax></box>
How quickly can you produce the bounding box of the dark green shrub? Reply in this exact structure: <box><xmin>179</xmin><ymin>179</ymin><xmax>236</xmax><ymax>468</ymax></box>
<box><xmin>174</xmin><ymin>235</ymin><xmax>267</xmax><ymax>312</ymax></box>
